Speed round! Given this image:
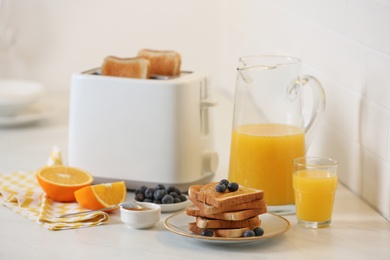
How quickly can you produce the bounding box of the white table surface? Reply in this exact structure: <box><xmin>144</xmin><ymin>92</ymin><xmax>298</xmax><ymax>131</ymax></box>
<box><xmin>0</xmin><ymin>91</ymin><xmax>389</xmax><ymax>260</ymax></box>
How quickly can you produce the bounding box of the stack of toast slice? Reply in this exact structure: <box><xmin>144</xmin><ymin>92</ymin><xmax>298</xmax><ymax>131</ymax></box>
<box><xmin>186</xmin><ymin>182</ymin><xmax>267</xmax><ymax>238</ymax></box>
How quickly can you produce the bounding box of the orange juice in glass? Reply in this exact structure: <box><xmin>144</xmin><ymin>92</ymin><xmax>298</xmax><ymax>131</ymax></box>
<box><xmin>228</xmin><ymin>124</ymin><xmax>305</xmax><ymax>206</ymax></box>
<box><xmin>293</xmin><ymin>157</ymin><xmax>339</xmax><ymax>228</ymax></box>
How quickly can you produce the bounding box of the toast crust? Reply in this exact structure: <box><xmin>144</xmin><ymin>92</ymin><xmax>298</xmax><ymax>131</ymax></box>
<box><xmin>190</xmin><ymin>198</ymin><xmax>267</xmax><ymax>214</ymax></box>
<box><xmin>186</xmin><ymin>204</ymin><xmax>266</xmax><ymax>221</ymax></box>
<box><xmin>138</xmin><ymin>49</ymin><xmax>181</xmax><ymax>76</ymax></box>
<box><xmin>189</xmin><ymin>183</ymin><xmax>264</xmax><ymax>208</ymax></box>
<box><xmin>101</xmin><ymin>56</ymin><xmax>150</xmax><ymax>79</ymax></box>
<box><xmin>196</xmin><ymin>215</ymin><xmax>261</xmax><ymax>229</ymax></box>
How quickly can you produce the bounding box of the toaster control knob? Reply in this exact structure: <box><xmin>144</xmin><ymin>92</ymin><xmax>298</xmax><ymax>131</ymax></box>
<box><xmin>203</xmin><ymin>151</ymin><xmax>218</xmax><ymax>173</ymax></box>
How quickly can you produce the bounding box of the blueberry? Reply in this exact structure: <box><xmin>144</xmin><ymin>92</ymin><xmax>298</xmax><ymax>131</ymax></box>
<box><xmin>162</xmin><ymin>189</ymin><xmax>168</xmax><ymax>195</ymax></box>
<box><xmin>153</xmin><ymin>199</ymin><xmax>162</xmax><ymax>204</ymax></box>
<box><xmin>169</xmin><ymin>191</ymin><xmax>178</xmax><ymax>198</ymax></box>
<box><xmin>173</xmin><ymin>198</ymin><xmax>181</xmax><ymax>203</ymax></box>
<box><xmin>156</xmin><ymin>184</ymin><xmax>166</xmax><ymax>190</ymax></box>
<box><xmin>162</xmin><ymin>194</ymin><xmax>174</xmax><ymax>204</ymax></box>
<box><xmin>243</xmin><ymin>230</ymin><xmax>255</xmax><ymax>237</ymax></box>
<box><xmin>135</xmin><ymin>193</ymin><xmax>145</xmax><ymax>202</ymax></box>
<box><xmin>144</xmin><ymin>188</ymin><xmax>155</xmax><ymax>199</ymax></box>
<box><xmin>227</xmin><ymin>182</ymin><xmax>239</xmax><ymax>192</ymax></box>
<box><xmin>253</xmin><ymin>227</ymin><xmax>264</xmax><ymax>236</ymax></box>
<box><xmin>154</xmin><ymin>189</ymin><xmax>167</xmax><ymax>200</ymax></box>
<box><xmin>215</xmin><ymin>184</ymin><xmax>227</xmax><ymax>193</ymax></box>
<box><xmin>167</xmin><ymin>186</ymin><xmax>176</xmax><ymax>193</ymax></box>
<box><xmin>143</xmin><ymin>198</ymin><xmax>153</xmax><ymax>203</ymax></box>
<box><xmin>178</xmin><ymin>195</ymin><xmax>187</xmax><ymax>202</ymax></box>
<box><xmin>201</xmin><ymin>230</ymin><xmax>213</xmax><ymax>237</ymax></box>
<box><xmin>219</xmin><ymin>179</ymin><xmax>229</xmax><ymax>186</ymax></box>
<box><xmin>174</xmin><ymin>188</ymin><xmax>182</xmax><ymax>196</ymax></box>
<box><xmin>135</xmin><ymin>185</ymin><xmax>147</xmax><ymax>195</ymax></box>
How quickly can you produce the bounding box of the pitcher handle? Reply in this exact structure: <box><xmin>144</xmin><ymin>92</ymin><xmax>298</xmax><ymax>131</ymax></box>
<box><xmin>302</xmin><ymin>75</ymin><xmax>326</xmax><ymax>150</ymax></box>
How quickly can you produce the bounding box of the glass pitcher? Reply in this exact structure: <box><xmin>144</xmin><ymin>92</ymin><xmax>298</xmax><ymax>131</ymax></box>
<box><xmin>228</xmin><ymin>55</ymin><xmax>326</xmax><ymax>214</ymax></box>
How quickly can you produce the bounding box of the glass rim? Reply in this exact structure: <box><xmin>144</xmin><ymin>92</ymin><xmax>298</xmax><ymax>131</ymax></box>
<box><xmin>238</xmin><ymin>55</ymin><xmax>301</xmax><ymax>71</ymax></box>
<box><xmin>293</xmin><ymin>156</ymin><xmax>339</xmax><ymax>167</ymax></box>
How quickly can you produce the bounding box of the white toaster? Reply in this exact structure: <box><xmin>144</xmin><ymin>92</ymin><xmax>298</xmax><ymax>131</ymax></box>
<box><xmin>68</xmin><ymin>69</ymin><xmax>218</xmax><ymax>191</ymax></box>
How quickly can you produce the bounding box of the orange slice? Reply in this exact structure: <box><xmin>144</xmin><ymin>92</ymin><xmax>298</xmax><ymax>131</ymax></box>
<box><xmin>74</xmin><ymin>181</ymin><xmax>127</xmax><ymax>211</ymax></box>
<box><xmin>36</xmin><ymin>166</ymin><xmax>94</xmax><ymax>202</ymax></box>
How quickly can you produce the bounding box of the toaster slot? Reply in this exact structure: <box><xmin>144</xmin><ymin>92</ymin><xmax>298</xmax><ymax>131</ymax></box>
<box><xmin>81</xmin><ymin>67</ymin><xmax>193</xmax><ymax>80</ymax></box>
<box><xmin>82</xmin><ymin>67</ymin><xmax>101</xmax><ymax>75</ymax></box>
<box><xmin>149</xmin><ymin>71</ymin><xmax>193</xmax><ymax>80</ymax></box>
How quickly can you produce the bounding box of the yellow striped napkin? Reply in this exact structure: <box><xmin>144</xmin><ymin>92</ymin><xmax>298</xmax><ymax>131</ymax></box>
<box><xmin>0</xmin><ymin>147</ymin><xmax>109</xmax><ymax>230</ymax></box>
<box><xmin>46</xmin><ymin>145</ymin><xmax>63</xmax><ymax>166</ymax></box>
<box><xmin>0</xmin><ymin>171</ymin><xmax>109</xmax><ymax>230</ymax></box>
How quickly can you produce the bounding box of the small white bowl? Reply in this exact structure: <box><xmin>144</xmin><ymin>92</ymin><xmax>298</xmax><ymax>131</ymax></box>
<box><xmin>0</xmin><ymin>79</ymin><xmax>44</xmax><ymax>116</ymax></box>
<box><xmin>120</xmin><ymin>202</ymin><xmax>161</xmax><ymax>229</ymax></box>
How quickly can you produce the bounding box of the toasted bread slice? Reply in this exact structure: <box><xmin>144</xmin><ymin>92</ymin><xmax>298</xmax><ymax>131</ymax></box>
<box><xmin>195</xmin><ymin>215</ymin><xmax>261</xmax><ymax>229</ymax></box>
<box><xmin>191</xmin><ymin>198</ymin><xmax>267</xmax><ymax>215</ymax></box>
<box><xmin>101</xmin><ymin>56</ymin><xmax>150</xmax><ymax>79</ymax></box>
<box><xmin>188</xmin><ymin>222</ymin><xmax>259</xmax><ymax>238</ymax></box>
<box><xmin>138</xmin><ymin>49</ymin><xmax>181</xmax><ymax>76</ymax></box>
<box><xmin>189</xmin><ymin>183</ymin><xmax>264</xmax><ymax>208</ymax></box>
<box><xmin>190</xmin><ymin>197</ymin><xmax>267</xmax><ymax>215</ymax></box>
<box><xmin>186</xmin><ymin>204</ymin><xmax>266</xmax><ymax>221</ymax></box>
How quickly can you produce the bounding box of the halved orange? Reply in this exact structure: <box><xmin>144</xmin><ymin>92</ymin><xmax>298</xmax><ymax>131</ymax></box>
<box><xmin>36</xmin><ymin>166</ymin><xmax>94</xmax><ymax>202</ymax></box>
<box><xmin>74</xmin><ymin>181</ymin><xmax>127</xmax><ymax>211</ymax></box>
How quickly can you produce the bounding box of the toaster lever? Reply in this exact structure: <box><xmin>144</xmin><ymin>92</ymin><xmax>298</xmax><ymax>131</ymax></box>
<box><xmin>200</xmin><ymin>99</ymin><xmax>218</xmax><ymax>107</ymax></box>
<box><xmin>203</xmin><ymin>150</ymin><xmax>219</xmax><ymax>173</ymax></box>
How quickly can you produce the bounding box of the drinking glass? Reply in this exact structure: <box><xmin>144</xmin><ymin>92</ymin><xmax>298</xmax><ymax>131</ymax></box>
<box><xmin>293</xmin><ymin>157</ymin><xmax>339</xmax><ymax>228</ymax></box>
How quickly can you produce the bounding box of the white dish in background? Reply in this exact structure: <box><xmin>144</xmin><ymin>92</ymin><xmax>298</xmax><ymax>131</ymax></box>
<box><xmin>0</xmin><ymin>79</ymin><xmax>44</xmax><ymax>116</ymax></box>
<box><xmin>0</xmin><ymin>105</ymin><xmax>50</xmax><ymax>127</ymax></box>
<box><xmin>164</xmin><ymin>212</ymin><xmax>291</xmax><ymax>245</ymax></box>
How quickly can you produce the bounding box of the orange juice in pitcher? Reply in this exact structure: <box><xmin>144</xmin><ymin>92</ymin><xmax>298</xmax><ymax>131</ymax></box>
<box><xmin>228</xmin><ymin>55</ymin><xmax>326</xmax><ymax>214</ymax></box>
<box><xmin>229</xmin><ymin>124</ymin><xmax>305</xmax><ymax>205</ymax></box>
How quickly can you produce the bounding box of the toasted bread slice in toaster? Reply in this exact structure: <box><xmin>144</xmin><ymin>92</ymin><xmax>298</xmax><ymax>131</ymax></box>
<box><xmin>189</xmin><ymin>182</ymin><xmax>264</xmax><ymax>208</ymax></box>
<box><xmin>138</xmin><ymin>49</ymin><xmax>181</xmax><ymax>76</ymax></box>
<box><xmin>188</xmin><ymin>222</ymin><xmax>260</xmax><ymax>238</ymax></box>
<box><xmin>186</xmin><ymin>204</ymin><xmax>266</xmax><ymax>221</ymax></box>
<box><xmin>101</xmin><ymin>56</ymin><xmax>150</xmax><ymax>79</ymax></box>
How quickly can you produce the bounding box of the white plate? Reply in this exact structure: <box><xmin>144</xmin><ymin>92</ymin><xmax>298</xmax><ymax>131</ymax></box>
<box><xmin>159</xmin><ymin>195</ymin><xmax>192</xmax><ymax>213</ymax></box>
<box><xmin>0</xmin><ymin>105</ymin><xmax>50</xmax><ymax>127</ymax></box>
<box><xmin>164</xmin><ymin>212</ymin><xmax>291</xmax><ymax>245</ymax></box>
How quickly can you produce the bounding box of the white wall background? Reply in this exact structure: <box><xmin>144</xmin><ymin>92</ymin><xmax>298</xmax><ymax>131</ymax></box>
<box><xmin>3</xmin><ymin>0</ymin><xmax>389</xmax><ymax>220</ymax></box>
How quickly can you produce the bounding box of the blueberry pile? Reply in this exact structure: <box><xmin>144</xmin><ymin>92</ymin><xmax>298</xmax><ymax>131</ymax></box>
<box><xmin>215</xmin><ymin>179</ymin><xmax>239</xmax><ymax>193</ymax></box>
<box><xmin>134</xmin><ymin>184</ymin><xmax>187</xmax><ymax>204</ymax></box>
